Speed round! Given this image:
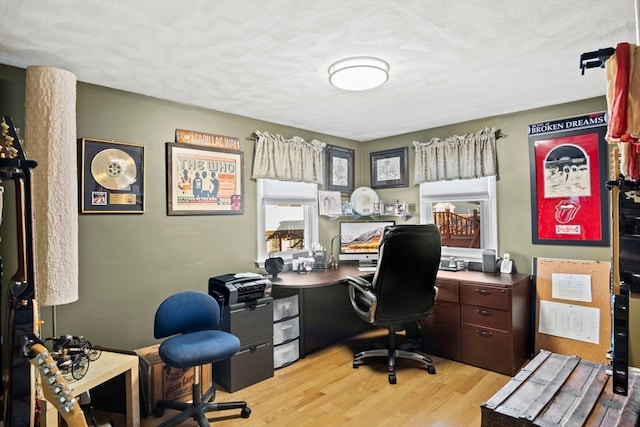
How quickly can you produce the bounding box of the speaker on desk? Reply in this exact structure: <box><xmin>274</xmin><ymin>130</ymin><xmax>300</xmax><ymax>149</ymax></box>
<box><xmin>482</xmin><ymin>249</ymin><xmax>496</xmax><ymax>273</ymax></box>
<box><xmin>265</xmin><ymin>257</ymin><xmax>284</xmax><ymax>278</ymax></box>
<box><xmin>468</xmin><ymin>261</ymin><xmax>483</xmax><ymax>272</ymax></box>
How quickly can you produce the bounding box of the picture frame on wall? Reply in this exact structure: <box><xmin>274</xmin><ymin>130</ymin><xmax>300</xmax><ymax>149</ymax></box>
<box><xmin>528</xmin><ymin>111</ymin><xmax>609</xmax><ymax>246</ymax></box>
<box><xmin>325</xmin><ymin>144</ymin><xmax>354</xmax><ymax>193</ymax></box>
<box><xmin>79</xmin><ymin>138</ymin><xmax>144</xmax><ymax>214</ymax></box>
<box><xmin>166</xmin><ymin>142</ymin><xmax>244</xmax><ymax>216</ymax></box>
<box><xmin>370</xmin><ymin>147</ymin><xmax>408</xmax><ymax>189</ymax></box>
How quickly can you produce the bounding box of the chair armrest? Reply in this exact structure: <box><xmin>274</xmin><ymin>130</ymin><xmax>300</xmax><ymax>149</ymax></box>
<box><xmin>346</xmin><ymin>275</ymin><xmax>373</xmax><ymax>289</ymax></box>
<box><xmin>346</xmin><ymin>275</ymin><xmax>377</xmax><ymax>323</ymax></box>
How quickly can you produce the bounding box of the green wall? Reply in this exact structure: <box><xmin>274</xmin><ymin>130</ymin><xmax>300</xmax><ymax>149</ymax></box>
<box><xmin>0</xmin><ymin>64</ymin><xmax>610</xmax><ymax>350</ymax></box>
<box><xmin>357</xmin><ymin>97</ymin><xmax>611</xmax><ymax>276</ymax></box>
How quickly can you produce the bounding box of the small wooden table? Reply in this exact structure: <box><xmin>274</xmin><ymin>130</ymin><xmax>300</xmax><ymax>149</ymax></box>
<box><xmin>40</xmin><ymin>350</ymin><xmax>139</xmax><ymax>427</ymax></box>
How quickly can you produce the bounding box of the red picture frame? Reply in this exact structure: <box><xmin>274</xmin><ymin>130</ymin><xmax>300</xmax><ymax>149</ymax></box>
<box><xmin>528</xmin><ymin>112</ymin><xmax>609</xmax><ymax>246</ymax></box>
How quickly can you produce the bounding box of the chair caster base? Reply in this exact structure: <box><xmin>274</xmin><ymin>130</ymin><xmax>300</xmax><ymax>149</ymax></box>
<box><xmin>241</xmin><ymin>407</ymin><xmax>252</xmax><ymax>418</ymax></box>
<box><xmin>154</xmin><ymin>405</ymin><xmax>165</xmax><ymax>417</ymax></box>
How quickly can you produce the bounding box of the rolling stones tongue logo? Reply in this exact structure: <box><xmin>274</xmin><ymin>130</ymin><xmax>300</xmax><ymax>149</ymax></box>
<box><xmin>554</xmin><ymin>199</ymin><xmax>580</xmax><ymax>224</ymax></box>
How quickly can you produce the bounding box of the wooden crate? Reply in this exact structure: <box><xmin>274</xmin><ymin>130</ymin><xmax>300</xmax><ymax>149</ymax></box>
<box><xmin>481</xmin><ymin>350</ymin><xmax>640</xmax><ymax>427</ymax></box>
<box><xmin>136</xmin><ymin>344</ymin><xmax>212</xmax><ymax>416</ymax></box>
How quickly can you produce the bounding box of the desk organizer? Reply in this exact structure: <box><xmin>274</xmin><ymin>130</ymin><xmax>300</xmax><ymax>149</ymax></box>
<box><xmin>273</xmin><ymin>295</ymin><xmax>300</xmax><ymax>368</ymax></box>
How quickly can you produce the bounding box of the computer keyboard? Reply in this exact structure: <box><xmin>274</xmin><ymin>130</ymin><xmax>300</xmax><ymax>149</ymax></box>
<box><xmin>358</xmin><ymin>266</ymin><xmax>377</xmax><ymax>272</ymax></box>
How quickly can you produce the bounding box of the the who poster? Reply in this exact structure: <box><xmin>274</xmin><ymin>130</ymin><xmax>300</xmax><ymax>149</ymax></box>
<box><xmin>166</xmin><ymin>143</ymin><xmax>244</xmax><ymax>215</ymax></box>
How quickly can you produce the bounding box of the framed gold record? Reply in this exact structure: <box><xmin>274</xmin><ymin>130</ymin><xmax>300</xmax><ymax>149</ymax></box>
<box><xmin>79</xmin><ymin>138</ymin><xmax>144</xmax><ymax>213</ymax></box>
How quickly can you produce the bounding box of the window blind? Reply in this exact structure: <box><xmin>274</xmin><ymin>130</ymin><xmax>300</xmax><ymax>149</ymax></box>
<box><xmin>420</xmin><ymin>176</ymin><xmax>494</xmax><ymax>201</ymax></box>
<box><xmin>260</xmin><ymin>178</ymin><xmax>318</xmax><ymax>204</ymax></box>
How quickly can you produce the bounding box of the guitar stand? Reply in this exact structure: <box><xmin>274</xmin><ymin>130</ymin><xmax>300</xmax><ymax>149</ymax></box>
<box><xmin>79</xmin><ymin>392</ymin><xmax>97</xmax><ymax>427</ymax></box>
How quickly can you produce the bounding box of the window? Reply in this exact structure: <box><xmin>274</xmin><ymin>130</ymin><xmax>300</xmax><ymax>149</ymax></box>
<box><xmin>420</xmin><ymin>176</ymin><xmax>497</xmax><ymax>262</ymax></box>
<box><xmin>256</xmin><ymin>179</ymin><xmax>318</xmax><ymax>266</ymax></box>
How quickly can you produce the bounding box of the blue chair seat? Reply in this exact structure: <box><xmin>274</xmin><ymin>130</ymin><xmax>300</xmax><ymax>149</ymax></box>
<box><xmin>159</xmin><ymin>330</ymin><xmax>240</xmax><ymax>369</ymax></box>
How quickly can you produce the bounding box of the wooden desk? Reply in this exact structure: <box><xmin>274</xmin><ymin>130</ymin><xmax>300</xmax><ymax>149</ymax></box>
<box><xmin>271</xmin><ymin>265</ymin><xmax>374</xmax><ymax>356</ymax></box>
<box><xmin>271</xmin><ymin>264</ymin><xmax>370</xmax><ymax>288</ymax></box>
<box><xmin>272</xmin><ymin>266</ymin><xmax>532</xmax><ymax>376</ymax></box>
<box><xmin>40</xmin><ymin>350</ymin><xmax>140</xmax><ymax>427</ymax></box>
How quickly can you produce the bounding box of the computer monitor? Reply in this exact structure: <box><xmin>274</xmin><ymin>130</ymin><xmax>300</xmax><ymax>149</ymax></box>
<box><xmin>339</xmin><ymin>220</ymin><xmax>395</xmax><ymax>266</ymax></box>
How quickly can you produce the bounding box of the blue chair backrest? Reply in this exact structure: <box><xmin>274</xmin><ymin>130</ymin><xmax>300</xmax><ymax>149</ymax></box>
<box><xmin>154</xmin><ymin>291</ymin><xmax>221</xmax><ymax>339</ymax></box>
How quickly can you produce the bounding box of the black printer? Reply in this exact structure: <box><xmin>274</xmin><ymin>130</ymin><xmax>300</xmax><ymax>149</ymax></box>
<box><xmin>209</xmin><ymin>273</ymin><xmax>272</xmax><ymax>305</ymax></box>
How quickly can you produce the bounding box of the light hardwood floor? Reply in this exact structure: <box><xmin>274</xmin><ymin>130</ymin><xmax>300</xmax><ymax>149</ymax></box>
<box><xmin>103</xmin><ymin>330</ymin><xmax>511</xmax><ymax>427</ymax></box>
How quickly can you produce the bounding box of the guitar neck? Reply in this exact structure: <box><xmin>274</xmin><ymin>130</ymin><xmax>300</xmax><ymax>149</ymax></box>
<box><xmin>10</xmin><ymin>176</ymin><xmax>27</xmax><ymax>284</ymax></box>
<box><xmin>1</xmin><ymin>116</ymin><xmax>34</xmax><ymax>288</ymax></box>
<box><xmin>24</xmin><ymin>339</ymin><xmax>88</xmax><ymax>427</ymax></box>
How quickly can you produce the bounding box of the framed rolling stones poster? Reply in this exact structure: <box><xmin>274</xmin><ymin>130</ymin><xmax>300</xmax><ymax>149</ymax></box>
<box><xmin>528</xmin><ymin>111</ymin><xmax>609</xmax><ymax>246</ymax></box>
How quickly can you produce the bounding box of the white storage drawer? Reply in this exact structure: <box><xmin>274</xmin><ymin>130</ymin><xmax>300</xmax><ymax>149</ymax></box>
<box><xmin>274</xmin><ymin>338</ymin><xmax>300</xmax><ymax>369</ymax></box>
<box><xmin>273</xmin><ymin>295</ymin><xmax>299</xmax><ymax>321</ymax></box>
<box><xmin>273</xmin><ymin>317</ymin><xmax>300</xmax><ymax>346</ymax></box>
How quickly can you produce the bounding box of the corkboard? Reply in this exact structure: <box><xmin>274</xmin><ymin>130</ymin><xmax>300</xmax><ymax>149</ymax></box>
<box><xmin>534</xmin><ymin>257</ymin><xmax>611</xmax><ymax>363</ymax></box>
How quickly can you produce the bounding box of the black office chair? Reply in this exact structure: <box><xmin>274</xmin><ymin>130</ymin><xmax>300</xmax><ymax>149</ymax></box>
<box><xmin>346</xmin><ymin>224</ymin><xmax>441</xmax><ymax>384</ymax></box>
<box><xmin>153</xmin><ymin>291</ymin><xmax>251</xmax><ymax>426</ymax></box>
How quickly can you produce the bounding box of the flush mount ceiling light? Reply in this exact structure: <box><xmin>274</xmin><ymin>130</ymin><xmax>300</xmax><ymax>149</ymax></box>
<box><xmin>328</xmin><ymin>56</ymin><xmax>390</xmax><ymax>91</ymax></box>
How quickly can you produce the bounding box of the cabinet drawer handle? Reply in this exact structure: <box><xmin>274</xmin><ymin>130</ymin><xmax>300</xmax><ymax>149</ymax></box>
<box><xmin>476</xmin><ymin>308</ymin><xmax>492</xmax><ymax>316</ymax></box>
<box><xmin>475</xmin><ymin>329</ymin><xmax>493</xmax><ymax>338</ymax></box>
<box><xmin>475</xmin><ymin>288</ymin><xmax>492</xmax><ymax>295</ymax></box>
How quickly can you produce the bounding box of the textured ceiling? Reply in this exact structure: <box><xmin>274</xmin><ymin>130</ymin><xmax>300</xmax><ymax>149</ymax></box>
<box><xmin>0</xmin><ymin>1</ymin><xmax>637</xmax><ymax>141</ymax></box>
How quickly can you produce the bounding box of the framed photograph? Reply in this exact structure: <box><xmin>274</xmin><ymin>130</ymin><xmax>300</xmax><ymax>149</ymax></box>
<box><xmin>382</xmin><ymin>200</ymin><xmax>396</xmax><ymax>215</ymax></box>
<box><xmin>370</xmin><ymin>147</ymin><xmax>408</xmax><ymax>189</ymax></box>
<box><xmin>318</xmin><ymin>190</ymin><xmax>342</xmax><ymax>215</ymax></box>
<box><xmin>325</xmin><ymin>145</ymin><xmax>354</xmax><ymax>193</ymax></box>
<box><xmin>528</xmin><ymin>111</ymin><xmax>609</xmax><ymax>246</ymax></box>
<box><xmin>166</xmin><ymin>142</ymin><xmax>244</xmax><ymax>216</ymax></box>
<box><xmin>79</xmin><ymin>138</ymin><xmax>144</xmax><ymax>214</ymax></box>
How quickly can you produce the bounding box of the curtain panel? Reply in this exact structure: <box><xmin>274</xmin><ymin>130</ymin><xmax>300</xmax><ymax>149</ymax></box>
<box><xmin>605</xmin><ymin>42</ymin><xmax>640</xmax><ymax>180</ymax></box>
<box><xmin>251</xmin><ymin>131</ymin><xmax>326</xmax><ymax>185</ymax></box>
<box><xmin>413</xmin><ymin>127</ymin><xmax>498</xmax><ymax>183</ymax></box>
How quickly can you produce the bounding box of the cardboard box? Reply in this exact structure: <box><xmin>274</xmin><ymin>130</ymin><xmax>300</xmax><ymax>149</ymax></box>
<box><xmin>136</xmin><ymin>344</ymin><xmax>212</xmax><ymax>416</ymax></box>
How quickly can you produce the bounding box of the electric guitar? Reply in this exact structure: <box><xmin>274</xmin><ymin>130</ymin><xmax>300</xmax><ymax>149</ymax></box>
<box><xmin>1</xmin><ymin>116</ymin><xmax>38</xmax><ymax>425</ymax></box>
<box><xmin>23</xmin><ymin>336</ymin><xmax>88</xmax><ymax>427</ymax></box>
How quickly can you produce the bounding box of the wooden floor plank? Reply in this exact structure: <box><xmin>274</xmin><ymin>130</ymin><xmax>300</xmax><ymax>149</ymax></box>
<box><xmin>96</xmin><ymin>330</ymin><xmax>511</xmax><ymax>426</ymax></box>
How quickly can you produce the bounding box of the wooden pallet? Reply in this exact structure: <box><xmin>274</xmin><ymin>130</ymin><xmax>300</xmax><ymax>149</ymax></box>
<box><xmin>481</xmin><ymin>350</ymin><xmax>640</xmax><ymax>426</ymax></box>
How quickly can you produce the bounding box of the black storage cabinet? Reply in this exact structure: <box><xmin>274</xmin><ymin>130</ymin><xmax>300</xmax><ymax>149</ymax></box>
<box><xmin>213</xmin><ymin>296</ymin><xmax>274</xmax><ymax>392</ymax></box>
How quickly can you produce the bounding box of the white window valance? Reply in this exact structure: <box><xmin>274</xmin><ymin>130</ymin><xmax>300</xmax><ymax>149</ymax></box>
<box><xmin>251</xmin><ymin>131</ymin><xmax>326</xmax><ymax>184</ymax></box>
<box><xmin>413</xmin><ymin>127</ymin><xmax>499</xmax><ymax>183</ymax></box>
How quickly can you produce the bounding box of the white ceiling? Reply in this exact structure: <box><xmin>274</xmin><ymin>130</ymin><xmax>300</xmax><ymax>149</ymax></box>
<box><xmin>0</xmin><ymin>1</ymin><xmax>637</xmax><ymax>142</ymax></box>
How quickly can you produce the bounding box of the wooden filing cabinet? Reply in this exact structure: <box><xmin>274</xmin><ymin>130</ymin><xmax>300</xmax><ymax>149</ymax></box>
<box><xmin>422</xmin><ymin>278</ymin><xmax>461</xmax><ymax>361</ymax></box>
<box><xmin>422</xmin><ymin>271</ymin><xmax>531</xmax><ymax>376</ymax></box>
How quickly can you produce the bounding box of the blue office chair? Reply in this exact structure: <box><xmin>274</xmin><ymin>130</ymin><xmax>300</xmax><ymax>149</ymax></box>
<box><xmin>153</xmin><ymin>291</ymin><xmax>251</xmax><ymax>426</ymax></box>
<box><xmin>347</xmin><ymin>224</ymin><xmax>441</xmax><ymax>384</ymax></box>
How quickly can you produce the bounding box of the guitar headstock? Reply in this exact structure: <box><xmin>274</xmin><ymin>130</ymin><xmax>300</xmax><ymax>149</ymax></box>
<box><xmin>0</xmin><ymin>116</ymin><xmax>21</xmax><ymax>159</ymax></box>
<box><xmin>23</xmin><ymin>337</ymin><xmax>88</xmax><ymax>427</ymax></box>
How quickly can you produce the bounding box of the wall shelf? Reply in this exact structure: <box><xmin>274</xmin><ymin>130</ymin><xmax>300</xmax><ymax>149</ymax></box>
<box><xmin>322</xmin><ymin>212</ymin><xmax>412</xmax><ymax>221</ymax></box>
